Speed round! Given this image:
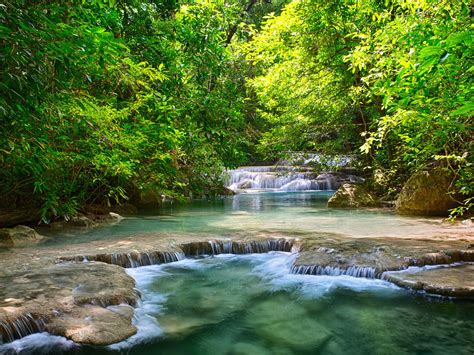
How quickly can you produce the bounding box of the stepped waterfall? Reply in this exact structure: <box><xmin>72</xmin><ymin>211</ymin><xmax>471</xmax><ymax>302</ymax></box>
<box><xmin>226</xmin><ymin>165</ymin><xmax>361</xmax><ymax>192</ymax></box>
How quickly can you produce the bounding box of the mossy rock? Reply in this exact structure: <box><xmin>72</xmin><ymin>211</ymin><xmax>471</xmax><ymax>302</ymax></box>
<box><xmin>0</xmin><ymin>225</ymin><xmax>43</xmax><ymax>247</ymax></box>
<box><xmin>139</xmin><ymin>187</ymin><xmax>164</xmax><ymax>207</ymax></box>
<box><xmin>395</xmin><ymin>166</ymin><xmax>460</xmax><ymax>216</ymax></box>
<box><xmin>327</xmin><ymin>183</ymin><xmax>379</xmax><ymax>208</ymax></box>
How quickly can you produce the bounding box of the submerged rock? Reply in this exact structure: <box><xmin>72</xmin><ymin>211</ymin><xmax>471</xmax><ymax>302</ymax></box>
<box><xmin>0</xmin><ymin>262</ymin><xmax>139</xmax><ymax>345</ymax></box>
<box><xmin>327</xmin><ymin>183</ymin><xmax>379</xmax><ymax>208</ymax></box>
<box><xmin>229</xmin><ymin>342</ymin><xmax>272</xmax><ymax>355</ymax></box>
<box><xmin>0</xmin><ymin>225</ymin><xmax>44</xmax><ymax>247</ymax></box>
<box><xmin>248</xmin><ymin>296</ymin><xmax>332</xmax><ymax>350</ymax></box>
<box><xmin>396</xmin><ymin>166</ymin><xmax>460</xmax><ymax>216</ymax></box>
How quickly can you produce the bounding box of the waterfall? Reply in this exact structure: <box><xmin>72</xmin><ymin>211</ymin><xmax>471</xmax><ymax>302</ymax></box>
<box><xmin>63</xmin><ymin>250</ymin><xmax>186</xmax><ymax>268</ymax></box>
<box><xmin>291</xmin><ymin>264</ymin><xmax>378</xmax><ymax>279</ymax></box>
<box><xmin>180</xmin><ymin>239</ymin><xmax>295</xmax><ymax>256</ymax></box>
<box><xmin>60</xmin><ymin>239</ymin><xmax>296</xmax><ymax>268</ymax></box>
<box><xmin>0</xmin><ymin>314</ymin><xmax>45</xmax><ymax>343</ymax></box>
<box><xmin>225</xmin><ymin>166</ymin><xmax>340</xmax><ymax>192</ymax></box>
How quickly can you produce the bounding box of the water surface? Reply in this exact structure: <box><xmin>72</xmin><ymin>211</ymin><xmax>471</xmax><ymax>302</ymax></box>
<box><xmin>4</xmin><ymin>253</ymin><xmax>473</xmax><ymax>354</ymax></box>
<box><xmin>2</xmin><ymin>192</ymin><xmax>472</xmax><ymax>354</ymax></box>
<box><xmin>37</xmin><ymin>192</ymin><xmax>451</xmax><ymax>248</ymax></box>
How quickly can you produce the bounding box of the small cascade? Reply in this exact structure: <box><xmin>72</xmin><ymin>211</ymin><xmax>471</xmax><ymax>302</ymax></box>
<box><xmin>291</xmin><ymin>264</ymin><xmax>378</xmax><ymax>279</ymax></box>
<box><xmin>181</xmin><ymin>239</ymin><xmax>294</xmax><ymax>256</ymax></box>
<box><xmin>226</xmin><ymin>166</ymin><xmax>339</xmax><ymax>192</ymax></box>
<box><xmin>63</xmin><ymin>250</ymin><xmax>186</xmax><ymax>268</ymax></box>
<box><xmin>0</xmin><ymin>314</ymin><xmax>45</xmax><ymax>344</ymax></box>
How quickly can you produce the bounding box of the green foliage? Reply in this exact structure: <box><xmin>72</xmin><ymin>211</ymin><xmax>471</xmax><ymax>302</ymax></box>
<box><xmin>0</xmin><ymin>0</ymin><xmax>261</xmax><ymax>221</ymax></box>
<box><xmin>1</xmin><ymin>0</ymin><xmax>471</xmax><ymax>220</ymax></box>
<box><xmin>242</xmin><ymin>0</ymin><xmax>472</xmax><ymax>216</ymax></box>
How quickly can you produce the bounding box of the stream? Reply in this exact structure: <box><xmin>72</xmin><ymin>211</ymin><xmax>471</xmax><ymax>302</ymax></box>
<box><xmin>1</xmin><ymin>190</ymin><xmax>473</xmax><ymax>354</ymax></box>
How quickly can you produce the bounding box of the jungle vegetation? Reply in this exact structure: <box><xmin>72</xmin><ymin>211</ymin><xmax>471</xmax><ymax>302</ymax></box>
<box><xmin>1</xmin><ymin>0</ymin><xmax>472</xmax><ymax>220</ymax></box>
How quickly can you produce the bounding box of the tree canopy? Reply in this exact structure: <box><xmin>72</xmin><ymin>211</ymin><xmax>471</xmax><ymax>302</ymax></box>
<box><xmin>1</xmin><ymin>0</ymin><xmax>472</xmax><ymax>220</ymax></box>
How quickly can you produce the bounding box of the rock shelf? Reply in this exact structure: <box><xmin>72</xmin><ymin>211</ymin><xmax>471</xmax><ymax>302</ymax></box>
<box><xmin>0</xmin><ymin>230</ymin><xmax>473</xmax><ymax>346</ymax></box>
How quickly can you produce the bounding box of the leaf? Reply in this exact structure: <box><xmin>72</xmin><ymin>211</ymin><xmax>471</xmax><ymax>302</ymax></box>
<box><xmin>451</xmin><ymin>102</ymin><xmax>474</xmax><ymax>116</ymax></box>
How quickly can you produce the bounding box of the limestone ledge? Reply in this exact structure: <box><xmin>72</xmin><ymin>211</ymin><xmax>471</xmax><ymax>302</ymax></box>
<box><xmin>0</xmin><ymin>262</ymin><xmax>138</xmax><ymax>346</ymax></box>
<box><xmin>0</xmin><ymin>232</ymin><xmax>473</xmax><ymax>347</ymax></box>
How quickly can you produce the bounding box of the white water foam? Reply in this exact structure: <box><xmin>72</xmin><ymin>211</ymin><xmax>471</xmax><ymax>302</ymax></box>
<box><xmin>191</xmin><ymin>252</ymin><xmax>400</xmax><ymax>297</ymax></box>
<box><xmin>0</xmin><ymin>333</ymin><xmax>76</xmax><ymax>354</ymax></box>
<box><xmin>248</xmin><ymin>252</ymin><xmax>401</xmax><ymax>298</ymax></box>
<box><xmin>110</xmin><ymin>258</ymin><xmax>215</xmax><ymax>350</ymax></box>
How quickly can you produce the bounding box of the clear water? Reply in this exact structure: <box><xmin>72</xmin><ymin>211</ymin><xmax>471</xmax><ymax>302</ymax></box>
<box><xmin>2</xmin><ymin>192</ymin><xmax>473</xmax><ymax>354</ymax></box>
<box><xmin>4</xmin><ymin>253</ymin><xmax>473</xmax><ymax>354</ymax></box>
<box><xmin>37</xmin><ymin>191</ymin><xmax>449</xmax><ymax>248</ymax></box>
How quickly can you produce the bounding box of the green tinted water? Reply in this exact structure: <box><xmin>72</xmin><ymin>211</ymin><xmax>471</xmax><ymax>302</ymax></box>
<box><xmin>2</xmin><ymin>192</ymin><xmax>473</xmax><ymax>354</ymax></box>
<box><xmin>5</xmin><ymin>253</ymin><xmax>473</xmax><ymax>354</ymax></box>
<box><xmin>38</xmin><ymin>192</ymin><xmax>449</xmax><ymax>248</ymax></box>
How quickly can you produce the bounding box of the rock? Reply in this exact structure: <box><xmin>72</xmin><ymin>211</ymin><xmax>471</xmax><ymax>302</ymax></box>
<box><xmin>139</xmin><ymin>187</ymin><xmax>165</xmax><ymax>207</ymax></box>
<box><xmin>247</xmin><ymin>297</ymin><xmax>332</xmax><ymax>350</ymax></box>
<box><xmin>68</xmin><ymin>216</ymin><xmax>97</xmax><ymax>228</ymax></box>
<box><xmin>383</xmin><ymin>264</ymin><xmax>474</xmax><ymax>298</ymax></box>
<box><xmin>237</xmin><ymin>180</ymin><xmax>253</xmax><ymax>189</ymax></box>
<box><xmin>0</xmin><ymin>261</ymin><xmax>139</xmax><ymax>345</ymax></box>
<box><xmin>327</xmin><ymin>183</ymin><xmax>379</xmax><ymax>208</ymax></box>
<box><xmin>221</xmin><ymin>186</ymin><xmax>236</xmax><ymax>196</ymax></box>
<box><xmin>257</xmin><ymin>316</ymin><xmax>331</xmax><ymax>350</ymax></box>
<box><xmin>49</xmin><ymin>305</ymin><xmax>137</xmax><ymax>346</ymax></box>
<box><xmin>0</xmin><ymin>225</ymin><xmax>43</xmax><ymax>247</ymax></box>
<box><xmin>293</xmin><ymin>236</ymin><xmax>474</xmax><ymax>282</ymax></box>
<box><xmin>229</xmin><ymin>342</ymin><xmax>272</xmax><ymax>355</ymax></box>
<box><xmin>50</xmin><ymin>216</ymin><xmax>97</xmax><ymax>229</ymax></box>
<box><xmin>159</xmin><ymin>315</ymin><xmax>219</xmax><ymax>338</ymax></box>
<box><xmin>396</xmin><ymin>166</ymin><xmax>460</xmax><ymax>216</ymax></box>
<box><xmin>0</xmin><ymin>208</ymin><xmax>41</xmax><ymax>228</ymax></box>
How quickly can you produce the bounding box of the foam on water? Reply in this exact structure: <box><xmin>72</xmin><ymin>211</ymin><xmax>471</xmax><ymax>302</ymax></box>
<box><xmin>121</xmin><ymin>251</ymin><xmax>402</xmax><ymax>348</ymax></box>
<box><xmin>3</xmin><ymin>253</ymin><xmax>473</xmax><ymax>354</ymax></box>
<box><xmin>248</xmin><ymin>252</ymin><xmax>400</xmax><ymax>298</ymax></box>
<box><xmin>0</xmin><ymin>333</ymin><xmax>76</xmax><ymax>354</ymax></box>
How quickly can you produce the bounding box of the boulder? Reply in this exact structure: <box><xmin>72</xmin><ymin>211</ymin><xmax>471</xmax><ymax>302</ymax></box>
<box><xmin>383</xmin><ymin>264</ymin><xmax>474</xmax><ymax>298</ymax></box>
<box><xmin>0</xmin><ymin>208</ymin><xmax>41</xmax><ymax>228</ymax></box>
<box><xmin>221</xmin><ymin>186</ymin><xmax>236</xmax><ymax>196</ymax></box>
<box><xmin>0</xmin><ymin>225</ymin><xmax>43</xmax><ymax>247</ymax></box>
<box><xmin>396</xmin><ymin>166</ymin><xmax>460</xmax><ymax>216</ymax></box>
<box><xmin>0</xmin><ymin>261</ymin><xmax>139</xmax><ymax>345</ymax></box>
<box><xmin>327</xmin><ymin>183</ymin><xmax>378</xmax><ymax>208</ymax></box>
<box><xmin>139</xmin><ymin>187</ymin><xmax>164</xmax><ymax>207</ymax></box>
<box><xmin>237</xmin><ymin>180</ymin><xmax>253</xmax><ymax>189</ymax></box>
<box><xmin>68</xmin><ymin>216</ymin><xmax>98</xmax><ymax>228</ymax></box>
<box><xmin>49</xmin><ymin>215</ymin><xmax>98</xmax><ymax>229</ymax></box>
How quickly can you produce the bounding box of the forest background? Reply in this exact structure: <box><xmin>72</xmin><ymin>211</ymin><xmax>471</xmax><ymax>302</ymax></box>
<box><xmin>1</xmin><ymin>0</ymin><xmax>472</xmax><ymax>221</ymax></box>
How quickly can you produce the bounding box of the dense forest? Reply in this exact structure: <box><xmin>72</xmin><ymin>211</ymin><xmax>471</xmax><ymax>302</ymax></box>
<box><xmin>1</xmin><ymin>0</ymin><xmax>472</xmax><ymax>221</ymax></box>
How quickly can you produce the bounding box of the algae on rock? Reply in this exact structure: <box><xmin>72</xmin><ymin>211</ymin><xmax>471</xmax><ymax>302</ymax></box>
<box><xmin>327</xmin><ymin>183</ymin><xmax>379</xmax><ymax>208</ymax></box>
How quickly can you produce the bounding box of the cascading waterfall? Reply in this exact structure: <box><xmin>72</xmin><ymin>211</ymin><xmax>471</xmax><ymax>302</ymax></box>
<box><xmin>181</xmin><ymin>239</ymin><xmax>295</xmax><ymax>256</ymax></box>
<box><xmin>291</xmin><ymin>264</ymin><xmax>378</xmax><ymax>279</ymax></box>
<box><xmin>61</xmin><ymin>239</ymin><xmax>296</xmax><ymax>268</ymax></box>
<box><xmin>0</xmin><ymin>314</ymin><xmax>45</xmax><ymax>344</ymax></box>
<box><xmin>226</xmin><ymin>166</ymin><xmax>340</xmax><ymax>192</ymax></box>
<box><xmin>63</xmin><ymin>250</ymin><xmax>186</xmax><ymax>268</ymax></box>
